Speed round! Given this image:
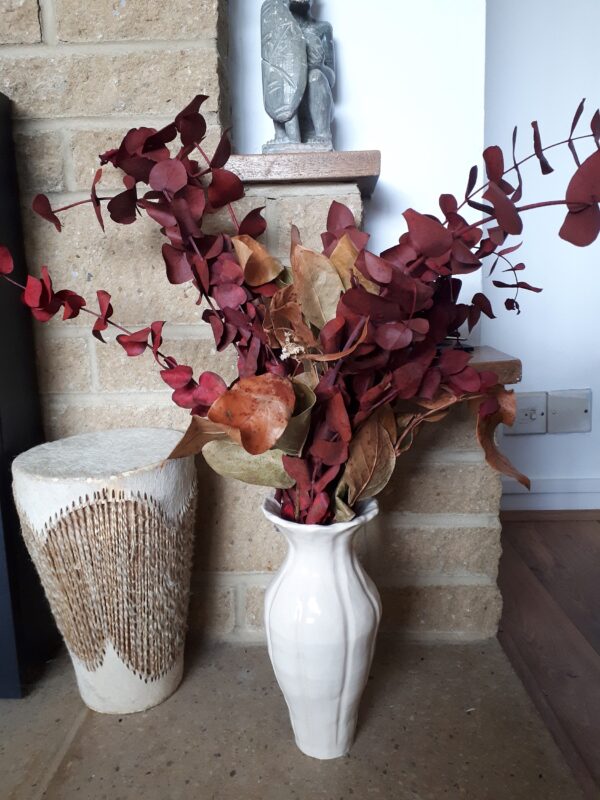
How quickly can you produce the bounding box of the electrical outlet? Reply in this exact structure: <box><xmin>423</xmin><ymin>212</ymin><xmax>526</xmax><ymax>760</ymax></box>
<box><xmin>547</xmin><ymin>390</ymin><xmax>592</xmax><ymax>433</ymax></box>
<box><xmin>504</xmin><ymin>392</ymin><xmax>547</xmax><ymax>435</ymax></box>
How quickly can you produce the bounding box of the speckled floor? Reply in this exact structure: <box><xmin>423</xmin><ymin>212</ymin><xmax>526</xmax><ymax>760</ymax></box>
<box><xmin>0</xmin><ymin>638</ymin><xmax>584</xmax><ymax>800</ymax></box>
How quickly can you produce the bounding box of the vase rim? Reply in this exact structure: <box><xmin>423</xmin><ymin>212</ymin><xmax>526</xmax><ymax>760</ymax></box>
<box><xmin>262</xmin><ymin>496</ymin><xmax>379</xmax><ymax>534</ymax></box>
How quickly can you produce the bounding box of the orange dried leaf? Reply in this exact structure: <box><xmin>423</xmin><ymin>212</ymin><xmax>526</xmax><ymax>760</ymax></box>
<box><xmin>208</xmin><ymin>373</ymin><xmax>296</xmax><ymax>455</ymax></box>
<box><xmin>476</xmin><ymin>389</ymin><xmax>530</xmax><ymax>489</ymax></box>
<box><xmin>231</xmin><ymin>234</ymin><xmax>283</xmax><ymax>287</ymax></box>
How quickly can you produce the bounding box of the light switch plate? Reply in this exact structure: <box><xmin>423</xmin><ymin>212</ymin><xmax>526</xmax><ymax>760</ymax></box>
<box><xmin>547</xmin><ymin>390</ymin><xmax>592</xmax><ymax>433</ymax></box>
<box><xmin>504</xmin><ymin>392</ymin><xmax>547</xmax><ymax>435</ymax></box>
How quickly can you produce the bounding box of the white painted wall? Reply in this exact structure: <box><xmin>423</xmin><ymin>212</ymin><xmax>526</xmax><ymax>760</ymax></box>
<box><xmin>483</xmin><ymin>0</ymin><xmax>600</xmax><ymax>510</ymax></box>
<box><xmin>229</xmin><ymin>0</ymin><xmax>486</xmax><ymax>257</ymax></box>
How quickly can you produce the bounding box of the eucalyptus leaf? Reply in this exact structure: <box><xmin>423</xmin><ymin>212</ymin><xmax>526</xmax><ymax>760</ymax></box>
<box><xmin>275</xmin><ymin>380</ymin><xmax>317</xmax><ymax>456</ymax></box>
<box><xmin>202</xmin><ymin>440</ymin><xmax>294</xmax><ymax>488</ymax></box>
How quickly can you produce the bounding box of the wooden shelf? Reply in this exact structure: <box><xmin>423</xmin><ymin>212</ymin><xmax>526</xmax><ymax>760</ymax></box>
<box><xmin>227</xmin><ymin>150</ymin><xmax>381</xmax><ymax>197</ymax></box>
<box><xmin>470</xmin><ymin>346</ymin><xmax>522</xmax><ymax>385</ymax></box>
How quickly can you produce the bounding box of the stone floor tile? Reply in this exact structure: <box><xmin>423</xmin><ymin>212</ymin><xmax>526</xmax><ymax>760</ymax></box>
<box><xmin>8</xmin><ymin>639</ymin><xmax>581</xmax><ymax>800</ymax></box>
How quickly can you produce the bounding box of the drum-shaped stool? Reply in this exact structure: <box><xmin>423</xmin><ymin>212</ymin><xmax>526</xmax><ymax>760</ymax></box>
<box><xmin>11</xmin><ymin>428</ymin><xmax>197</xmax><ymax>714</ymax></box>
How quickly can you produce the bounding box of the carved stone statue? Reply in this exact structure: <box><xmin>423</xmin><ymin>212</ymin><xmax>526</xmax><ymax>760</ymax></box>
<box><xmin>261</xmin><ymin>0</ymin><xmax>335</xmax><ymax>154</ymax></box>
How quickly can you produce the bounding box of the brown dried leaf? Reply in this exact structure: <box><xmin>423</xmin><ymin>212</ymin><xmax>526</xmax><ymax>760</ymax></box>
<box><xmin>168</xmin><ymin>416</ymin><xmax>232</xmax><ymax>460</ymax></box>
<box><xmin>208</xmin><ymin>373</ymin><xmax>296</xmax><ymax>455</ymax></box>
<box><xmin>476</xmin><ymin>388</ymin><xmax>530</xmax><ymax>489</ymax></box>
<box><xmin>336</xmin><ymin>404</ymin><xmax>397</xmax><ymax>510</ymax></box>
<box><xmin>274</xmin><ymin>379</ymin><xmax>317</xmax><ymax>456</ymax></box>
<box><xmin>291</xmin><ymin>243</ymin><xmax>344</xmax><ymax>330</ymax></box>
<box><xmin>231</xmin><ymin>234</ymin><xmax>283</xmax><ymax>287</ymax></box>
<box><xmin>330</xmin><ymin>234</ymin><xmax>379</xmax><ymax>294</ymax></box>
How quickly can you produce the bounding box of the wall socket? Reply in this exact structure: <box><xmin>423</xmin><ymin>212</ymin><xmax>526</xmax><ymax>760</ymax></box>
<box><xmin>504</xmin><ymin>392</ymin><xmax>547</xmax><ymax>435</ymax></box>
<box><xmin>547</xmin><ymin>390</ymin><xmax>592</xmax><ymax>434</ymax></box>
<box><xmin>503</xmin><ymin>390</ymin><xmax>592</xmax><ymax>435</ymax></box>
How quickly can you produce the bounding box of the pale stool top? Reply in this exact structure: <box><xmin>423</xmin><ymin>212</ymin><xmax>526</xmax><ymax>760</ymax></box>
<box><xmin>12</xmin><ymin>428</ymin><xmax>183</xmax><ymax>482</ymax></box>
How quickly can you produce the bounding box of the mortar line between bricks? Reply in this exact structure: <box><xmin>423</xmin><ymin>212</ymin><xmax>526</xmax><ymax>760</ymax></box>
<box><xmin>37</xmin><ymin>0</ymin><xmax>58</xmax><ymax>46</ymax></box>
<box><xmin>24</xmin><ymin>705</ymin><xmax>89</xmax><ymax>800</ymax></box>
<box><xmin>0</xmin><ymin>38</ymin><xmax>218</xmax><ymax>57</ymax></box>
<box><xmin>14</xmin><ymin>116</ymin><xmax>222</xmax><ymax>131</ymax></box>
<box><xmin>193</xmin><ymin>571</ymin><xmax>497</xmax><ymax>588</ymax></box>
<box><xmin>384</xmin><ymin>511</ymin><xmax>500</xmax><ymax>528</ymax></box>
<box><xmin>40</xmin><ymin>325</ymin><xmax>214</xmax><ymax>342</ymax></box>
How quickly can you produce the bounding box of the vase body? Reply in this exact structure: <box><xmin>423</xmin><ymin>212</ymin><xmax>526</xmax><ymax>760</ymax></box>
<box><xmin>11</xmin><ymin>429</ymin><xmax>197</xmax><ymax>714</ymax></box>
<box><xmin>262</xmin><ymin>497</ymin><xmax>381</xmax><ymax>760</ymax></box>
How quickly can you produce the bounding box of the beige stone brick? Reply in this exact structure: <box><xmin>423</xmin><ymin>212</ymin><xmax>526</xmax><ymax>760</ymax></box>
<box><xmin>95</xmin><ymin>335</ymin><xmax>237</xmax><ymax>392</ymax></box>
<box><xmin>55</xmin><ymin>0</ymin><xmax>220</xmax><ymax>42</ymax></box>
<box><xmin>265</xmin><ymin>186</ymin><xmax>363</xmax><ymax>257</ymax></box>
<box><xmin>194</xmin><ymin>462</ymin><xmax>286</xmax><ymax>573</ymax></box>
<box><xmin>69</xmin><ymin>126</ymin><xmax>223</xmax><ymax>191</ymax></box>
<box><xmin>379</xmin><ymin>462</ymin><xmax>502</xmax><ymax>515</ymax></box>
<box><xmin>188</xmin><ymin>585</ymin><xmax>235</xmax><ymax>636</ymax></box>
<box><xmin>380</xmin><ymin>585</ymin><xmax>502</xmax><ymax>637</ymax></box>
<box><xmin>1</xmin><ymin>48</ymin><xmax>222</xmax><ymax>119</ymax></box>
<box><xmin>245</xmin><ymin>586</ymin><xmax>266</xmax><ymax>632</ymax></box>
<box><xmin>0</xmin><ymin>0</ymin><xmax>41</xmax><ymax>44</ymax></box>
<box><xmin>359</xmin><ymin>519</ymin><xmax>502</xmax><ymax>581</ymax></box>
<box><xmin>41</xmin><ymin>397</ymin><xmax>191</xmax><ymax>441</ymax></box>
<box><xmin>193</xmin><ymin>464</ymin><xmax>282</xmax><ymax>573</ymax></box>
<box><xmin>14</xmin><ymin>132</ymin><xmax>64</xmax><ymax>193</ymax></box>
<box><xmin>412</xmin><ymin>403</ymin><xmax>480</xmax><ymax>453</ymax></box>
<box><xmin>22</xmin><ymin>205</ymin><xmax>205</xmax><ymax>325</ymax></box>
<box><xmin>35</xmin><ymin>334</ymin><xmax>92</xmax><ymax>394</ymax></box>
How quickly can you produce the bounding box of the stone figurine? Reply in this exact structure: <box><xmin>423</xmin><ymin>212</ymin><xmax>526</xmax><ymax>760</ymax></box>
<box><xmin>261</xmin><ymin>0</ymin><xmax>335</xmax><ymax>153</ymax></box>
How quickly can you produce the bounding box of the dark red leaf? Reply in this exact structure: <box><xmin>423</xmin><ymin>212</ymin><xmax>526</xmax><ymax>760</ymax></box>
<box><xmin>327</xmin><ymin>200</ymin><xmax>355</xmax><ymax>232</ymax></box>
<box><xmin>569</xmin><ymin>98</ymin><xmax>585</xmax><ymax>138</ymax></box>
<box><xmin>591</xmin><ymin>110</ymin><xmax>600</xmax><ymax>149</ymax></box>
<box><xmin>465</xmin><ymin>165</ymin><xmax>478</xmax><ymax>199</ymax></box>
<box><xmin>55</xmin><ymin>289</ymin><xmax>86</xmax><ymax>320</ymax></box>
<box><xmin>483</xmin><ymin>145</ymin><xmax>505</xmax><ymax>183</ymax></box>
<box><xmin>92</xmin><ymin>290</ymin><xmax>113</xmax><ymax>343</ymax></box>
<box><xmin>150</xmin><ymin>320</ymin><xmax>164</xmax><ymax>361</ymax></box>
<box><xmin>239</xmin><ymin>207</ymin><xmax>267</xmax><ymax>238</ymax></box>
<box><xmin>374</xmin><ymin>322</ymin><xmax>412</xmax><ymax>351</ymax></box>
<box><xmin>439</xmin><ymin>348</ymin><xmax>471</xmax><ymax>375</ymax></box>
<box><xmin>472</xmin><ymin>292</ymin><xmax>495</xmax><ymax>319</ymax></box>
<box><xmin>392</xmin><ymin>362</ymin><xmax>426</xmax><ymax>399</ymax></box>
<box><xmin>531</xmin><ymin>120</ymin><xmax>554</xmax><ymax>174</ymax></box>
<box><xmin>107</xmin><ymin>188</ymin><xmax>137</xmax><ymax>225</ymax></box>
<box><xmin>161</xmin><ymin>365</ymin><xmax>194</xmax><ymax>389</ymax></box>
<box><xmin>149</xmin><ymin>159</ymin><xmax>188</xmax><ymax>194</ymax></box>
<box><xmin>32</xmin><ymin>194</ymin><xmax>61</xmax><ymax>232</ymax></box>
<box><xmin>439</xmin><ymin>194</ymin><xmax>458</xmax><ymax>217</ymax></box>
<box><xmin>403</xmin><ymin>209</ymin><xmax>452</xmax><ymax>257</ymax></box>
<box><xmin>305</xmin><ymin>492</ymin><xmax>330</xmax><ymax>525</ymax></box>
<box><xmin>326</xmin><ymin>392</ymin><xmax>352</xmax><ymax>443</ymax></box>
<box><xmin>309</xmin><ymin>440</ymin><xmax>349</xmax><ymax>466</ymax></box>
<box><xmin>208</xmin><ymin>168</ymin><xmax>244</xmax><ymax>208</ymax></box>
<box><xmin>560</xmin><ymin>204</ymin><xmax>600</xmax><ymax>247</ymax></box>
<box><xmin>116</xmin><ymin>327</ymin><xmax>151</xmax><ymax>357</ymax></box>
<box><xmin>175</xmin><ymin>95</ymin><xmax>208</xmax><ymax>146</ymax></box>
<box><xmin>511</xmin><ymin>126</ymin><xmax>523</xmax><ymax>203</ymax></box>
<box><xmin>194</xmin><ymin>371</ymin><xmax>228</xmax><ymax>406</ymax></box>
<box><xmin>90</xmin><ymin>168</ymin><xmax>104</xmax><ymax>231</ymax></box>
<box><xmin>162</xmin><ymin>244</ymin><xmax>193</xmax><ymax>284</ymax></box>
<box><xmin>213</xmin><ymin>282</ymin><xmax>247</xmax><ymax>309</ymax></box>
<box><xmin>282</xmin><ymin>455</ymin><xmax>311</xmax><ymax>492</ymax></box>
<box><xmin>357</xmin><ymin>250</ymin><xmax>392</xmax><ymax>284</ymax></box>
<box><xmin>0</xmin><ymin>245</ymin><xmax>14</xmax><ymax>275</ymax></box>
<box><xmin>483</xmin><ymin>182</ymin><xmax>523</xmax><ymax>235</ymax></box>
<box><xmin>210</xmin><ymin>130</ymin><xmax>232</xmax><ymax>169</ymax></box>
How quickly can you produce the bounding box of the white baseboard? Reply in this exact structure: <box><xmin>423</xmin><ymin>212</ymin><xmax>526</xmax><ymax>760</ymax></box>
<box><xmin>501</xmin><ymin>477</ymin><xmax>600</xmax><ymax>511</ymax></box>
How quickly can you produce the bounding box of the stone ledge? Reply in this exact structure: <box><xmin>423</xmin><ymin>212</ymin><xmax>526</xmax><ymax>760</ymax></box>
<box><xmin>227</xmin><ymin>150</ymin><xmax>381</xmax><ymax>198</ymax></box>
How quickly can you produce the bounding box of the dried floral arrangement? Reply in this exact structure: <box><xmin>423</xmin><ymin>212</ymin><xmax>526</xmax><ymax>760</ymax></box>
<box><xmin>2</xmin><ymin>96</ymin><xmax>599</xmax><ymax>525</ymax></box>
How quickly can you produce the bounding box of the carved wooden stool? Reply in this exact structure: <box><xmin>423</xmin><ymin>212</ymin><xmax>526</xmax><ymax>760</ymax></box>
<box><xmin>11</xmin><ymin>428</ymin><xmax>197</xmax><ymax>714</ymax></box>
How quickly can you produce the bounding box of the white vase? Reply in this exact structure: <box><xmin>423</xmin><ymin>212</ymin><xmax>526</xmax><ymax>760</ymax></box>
<box><xmin>262</xmin><ymin>496</ymin><xmax>381</xmax><ymax>760</ymax></box>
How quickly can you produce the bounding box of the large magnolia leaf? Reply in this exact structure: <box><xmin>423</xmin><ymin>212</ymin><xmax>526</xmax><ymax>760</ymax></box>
<box><xmin>203</xmin><ymin>440</ymin><xmax>294</xmax><ymax>488</ymax></box>
<box><xmin>168</xmin><ymin>416</ymin><xmax>233</xmax><ymax>460</ymax></box>
<box><xmin>274</xmin><ymin>380</ymin><xmax>316</xmax><ymax>456</ymax></box>
<box><xmin>335</xmin><ymin>405</ymin><xmax>397</xmax><ymax>514</ymax></box>
<box><xmin>208</xmin><ymin>373</ymin><xmax>295</xmax><ymax>455</ymax></box>
<box><xmin>476</xmin><ymin>389</ymin><xmax>530</xmax><ymax>489</ymax></box>
<box><xmin>231</xmin><ymin>234</ymin><xmax>284</xmax><ymax>286</ymax></box>
<box><xmin>291</xmin><ymin>243</ymin><xmax>344</xmax><ymax>330</ymax></box>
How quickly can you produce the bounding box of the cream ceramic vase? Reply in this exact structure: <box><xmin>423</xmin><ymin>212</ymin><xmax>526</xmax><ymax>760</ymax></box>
<box><xmin>262</xmin><ymin>496</ymin><xmax>381</xmax><ymax>760</ymax></box>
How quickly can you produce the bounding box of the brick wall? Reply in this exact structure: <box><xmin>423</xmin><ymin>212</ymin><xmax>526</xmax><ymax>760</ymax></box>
<box><xmin>1</xmin><ymin>0</ymin><xmax>502</xmax><ymax>643</ymax></box>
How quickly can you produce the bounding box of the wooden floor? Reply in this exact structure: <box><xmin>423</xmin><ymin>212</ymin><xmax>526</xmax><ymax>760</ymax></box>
<box><xmin>498</xmin><ymin>511</ymin><xmax>600</xmax><ymax>800</ymax></box>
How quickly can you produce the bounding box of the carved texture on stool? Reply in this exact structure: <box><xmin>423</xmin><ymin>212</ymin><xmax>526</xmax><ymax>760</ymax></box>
<box><xmin>19</xmin><ymin>487</ymin><xmax>197</xmax><ymax>681</ymax></box>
